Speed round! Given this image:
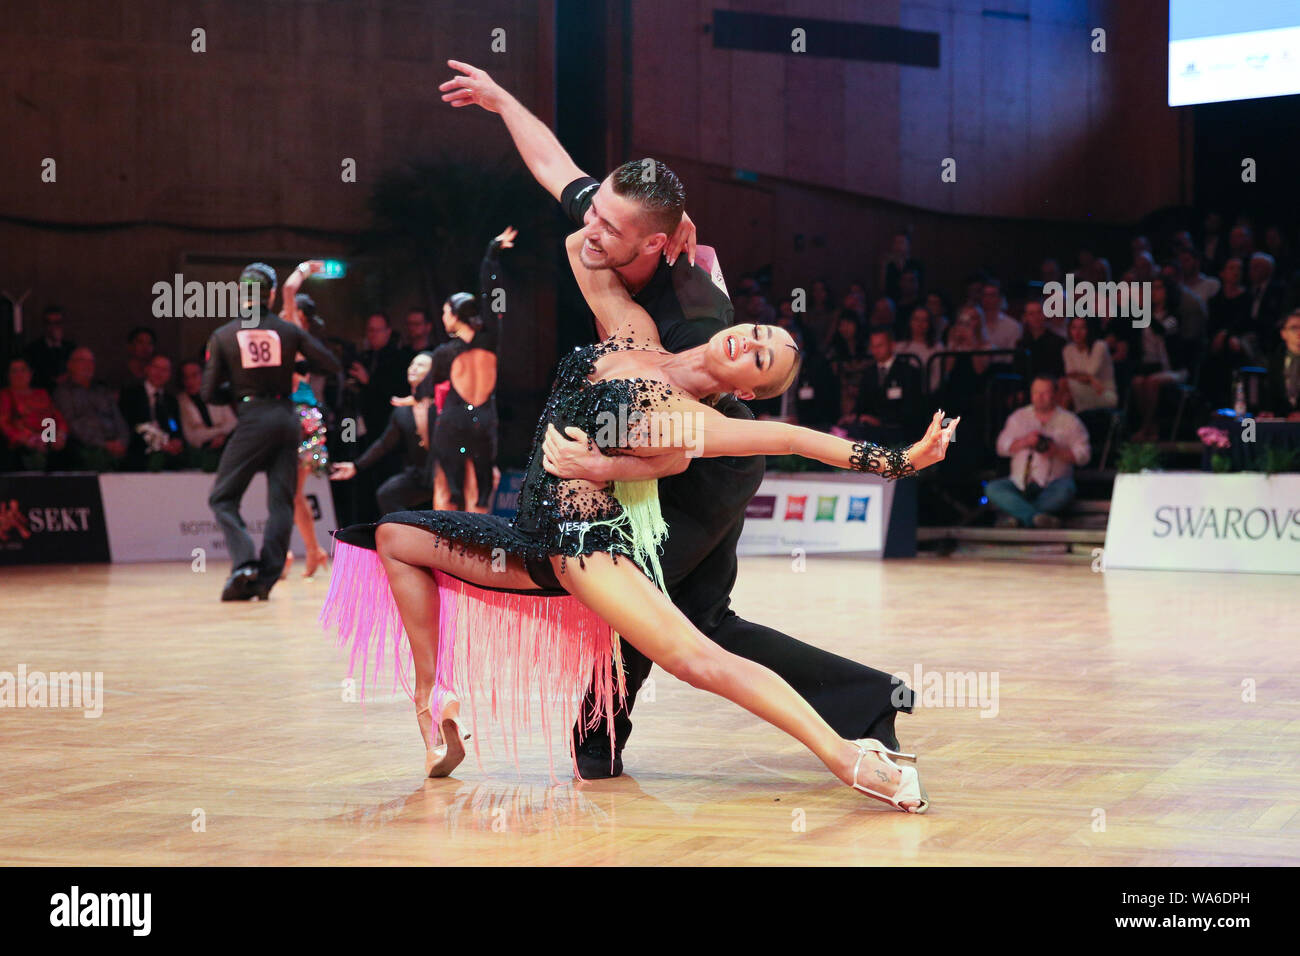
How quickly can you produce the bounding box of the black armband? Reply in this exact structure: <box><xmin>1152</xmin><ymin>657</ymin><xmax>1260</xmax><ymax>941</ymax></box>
<box><xmin>849</xmin><ymin>442</ymin><xmax>916</xmax><ymax>480</ymax></box>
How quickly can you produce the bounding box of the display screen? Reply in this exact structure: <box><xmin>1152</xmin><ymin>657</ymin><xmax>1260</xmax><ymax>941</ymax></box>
<box><xmin>1169</xmin><ymin>0</ymin><xmax>1300</xmax><ymax>105</ymax></box>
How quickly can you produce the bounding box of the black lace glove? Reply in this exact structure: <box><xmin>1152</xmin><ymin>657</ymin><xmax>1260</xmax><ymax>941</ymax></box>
<box><xmin>849</xmin><ymin>441</ymin><xmax>916</xmax><ymax>480</ymax></box>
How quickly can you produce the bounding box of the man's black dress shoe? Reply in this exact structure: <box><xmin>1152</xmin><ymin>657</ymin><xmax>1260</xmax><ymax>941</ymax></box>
<box><xmin>220</xmin><ymin>566</ymin><xmax>259</xmax><ymax>602</ymax></box>
<box><xmin>575</xmin><ymin>740</ymin><xmax>623</xmax><ymax>780</ymax></box>
<box><xmin>250</xmin><ymin>572</ymin><xmax>275</xmax><ymax>601</ymax></box>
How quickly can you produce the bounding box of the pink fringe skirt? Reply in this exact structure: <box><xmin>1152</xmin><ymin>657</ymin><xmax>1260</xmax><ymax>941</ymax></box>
<box><xmin>319</xmin><ymin>539</ymin><xmax>623</xmax><ymax>779</ymax></box>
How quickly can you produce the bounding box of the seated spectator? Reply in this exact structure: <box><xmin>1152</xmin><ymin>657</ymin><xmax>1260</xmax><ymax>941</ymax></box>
<box><xmin>1228</xmin><ymin>223</ymin><xmax>1255</xmax><ymax>263</ymax></box>
<box><xmin>348</xmin><ymin>312</ymin><xmax>413</xmax><ymax>442</ymax></box>
<box><xmin>867</xmin><ymin>296</ymin><xmax>896</xmax><ymax>333</ymax></box>
<box><xmin>23</xmin><ymin>306</ymin><xmax>76</xmax><ymax>392</ymax></box>
<box><xmin>988</xmin><ymin>374</ymin><xmax>1090</xmax><ymax>529</ymax></box>
<box><xmin>744</xmin><ymin>290</ymin><xmax>777</xmax><ymax>325</ymax></box>
<box><xmin>839</xmin><ymin>328</ymin><xmax>923</xmax><ymax>444</ymax></box>
<box><xmin>979</xmin><ymin>280</ymin><xmax>1023</xmax><ymax>352</ymax></box>
<box><xmin>1178</xmin><ymin>247</ymin><xmax>1221</xmax><ymax>305</ymax></box>
<box><xmin>843</xmin><ymin>281</ymin><xmax>869</xmax><ymax>324</ymax></box>
<box><xmin>895</xmin><ymin>268</ymin><xmax>923</xmax><ymax>322</ymax></box>
<box><xmin>1262</xmin><ymin>225</ymin><xmax>1293</xmax><ymax>282</ymax></box>
<box><xmin>53</xmin><ymin>347</ymin><xmax>129</xmax><ymax>470</ymax></box>
<box><xmin>119</xmin><ymin>354</ymin><xmax>185</xmax><ymax>470</ymax></box>
<box><xmin>825</xmin><ymin>309</ymin><xmax>871</xmax><ymax>420</ymax></box>
<box><xmin>802</xmin><ymin>278</ymin><xmax>837</xmax><ymax>350</ymax></box>
<box><xmin>177</xmin><ymin>357</ymin><xmax>237</xmax><ymax>470</ymax></box>
<box><xmin>1259</xmin><ymin>310</ymin><xmax>1300</xmax><ymax>421</ymax></box>
<box><xmin>924</xmin><ymin>291</ymin><xmax>950</xmax><ymax>340</ymax></box>
<box><xmin>403</xmin><ymin>308</ymin><xmax>433</xmax><ymax>352</ymax></box>
<box><xmin>775</xmin><ymin>297</ymin><xmax>805</xmax><ymax>341</ymax></box>
<box><xmin>1127</xmin><ymin>249</ymin><xmax>1157</xmax><ymax>284</ymax></box>
<box><xmin>1017</xmin><ymin>300</ymin><xmax>1066</xmax><ymax>380</ymax></box>
<box><xmin>1061</xmin><ymin>316</ymin><xmax>1118</xmax><ymax>412</ymax></box>
<box><xmin>1247</xmin><ymin>252</ymin><xmax>1287</xmax><ymax>349</ymax></box>
<box><xmin>943</xmin><ymin>305</ymin><xmax>990</xmax><ymax>363</ymax></box>
<box><xmin>120</xmin><ymin>325</ymin><xmax>158</xmax><ymax>392</ymax></box>
<box><xmin>1201</xmin><ymin>212</ymin><xmax>1226</xmax><ymax>274</ymax></box>
<box><xmin>895</xmin><ymin>306</ymin><xmax>941</xmax><ymax>392</ymax></box>
<box><xmin>879</xmin><ymin>231</ymin><xmax>923</xmax><ymax>301</ymax></box>
<box><xmin>1129</xmin><ymin>282</ymin><xmax>1189</xmax><ymax>442</ymax></box>
<box><xmin>1040</xmin><ymin>257</ymin><xmax>1063</xmax><ymax>288</ymax></box>
<box><xmin>1</xmin><ymin>357</ymin><xmax>67</xmax><ymax>470</ymax></box>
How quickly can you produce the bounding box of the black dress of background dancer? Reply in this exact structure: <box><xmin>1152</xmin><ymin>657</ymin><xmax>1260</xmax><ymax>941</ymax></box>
<box><xmin>202</xmin><ymin>262</ymin><xmax>340</xmax><ymax>601</ymax></box>
<box><xmin>557</xmin><ymin>177</ymin><xmax>915</xmax><ymax>776</ymax></box>
<box><xmin>341</xmin><ymin>359</ymin><xmax>439</xmax><ymax>514</ymax></box>
<box><xmin>430</xmin><ymin>236</ymin><xmax>505</xmax><ymax>510</ymax></box>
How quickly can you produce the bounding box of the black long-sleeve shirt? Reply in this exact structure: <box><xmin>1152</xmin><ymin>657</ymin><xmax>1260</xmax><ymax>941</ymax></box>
<box><xmin>560</xmin><ymin>175</ymin><xmax>757</xmax><ymax>631</ymax></box>
<box><xmin>202</xmin><ymin>314</ymin><xmax>339</xmax><ymax>406</ymax></box>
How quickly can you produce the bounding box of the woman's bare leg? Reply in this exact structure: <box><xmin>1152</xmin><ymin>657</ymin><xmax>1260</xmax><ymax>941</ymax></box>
<box><xmin>374</xmin><ymin>522</ymin><xmax>538</xmax><ymax>748</ymax></box>
<box><xmin>463</xmin><ymin>461</ymin><xmax>498</xmax><ymax>515</ymax></box>
<box><xmin>432</xmin><ymin>464</ymin><xmax>454</xmax><ymax>511</ymax></box>
<box><xmin>292</xmin><ymin>465</ymin><xmax>322</xmax><ymax>558</ymax></box>
<box><xmin>554</xmin><ymin>552</ymin><xmax>916</xmax><ymax>806</ymax></box>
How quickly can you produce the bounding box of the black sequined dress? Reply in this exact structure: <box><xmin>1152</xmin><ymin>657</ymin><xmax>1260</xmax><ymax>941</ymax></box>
<box><xmin>336</xmin><ymin>335</ymin><xmax>673</xmax><ymax>592</ymax></box>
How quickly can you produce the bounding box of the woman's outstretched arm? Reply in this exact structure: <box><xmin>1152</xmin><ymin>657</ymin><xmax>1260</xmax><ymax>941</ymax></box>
<box><xmin>565</xmin><ymin>230</ymin><xmax>663</xmax><ymax>344</ymax></box>
<box><xmin>614</xmin><ymin>391</ymin><xmax>959</xmax><ymax>477</ymax></box>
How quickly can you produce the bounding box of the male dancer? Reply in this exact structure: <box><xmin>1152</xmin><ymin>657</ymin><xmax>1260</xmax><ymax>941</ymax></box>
<box><xmin>441</xmin><ymin>61</ymin><xmax>914</xmax><ymax>777</ymax></box>
<box><xmin>203</xmin><ymin>263</ymin><xmax>339</xmax><ymax>601</ymax></box>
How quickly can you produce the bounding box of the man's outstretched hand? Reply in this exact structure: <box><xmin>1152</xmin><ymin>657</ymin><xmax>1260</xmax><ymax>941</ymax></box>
<box><xmin>440</xmin><ymin>60</ymin><xmax>507</xmax><ymax>112</ymax></box>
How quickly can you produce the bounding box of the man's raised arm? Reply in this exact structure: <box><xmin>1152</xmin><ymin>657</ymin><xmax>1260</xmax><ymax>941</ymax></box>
<box><xmin>440</xmin><ymin>60</ymin><xmax>585</xmax><ymax>202</ymax></box>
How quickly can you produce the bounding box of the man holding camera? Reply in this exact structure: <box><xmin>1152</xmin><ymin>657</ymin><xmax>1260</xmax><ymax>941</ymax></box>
<box><xmin>988</xmin><ymin>374</ymin><xmax>1091</xmax><ymax>529</ymax></box>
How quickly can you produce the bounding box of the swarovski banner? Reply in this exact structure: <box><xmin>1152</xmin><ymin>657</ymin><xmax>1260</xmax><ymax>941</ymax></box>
<box><xmin>737</xmin><ymin>472</ymin><xmax>900</xmax><ymax>557</ymax></box>
<box><xmin>0</xmin><ymin>472</ymin><xmax>111</xmax><ymax>565</ymax></box>
<box><xmin>99</xmin><ymin>472</ymin><xmax>338</xmax><ymax>564</ymax></box>
<box><xmin>1104</xmin><ymin>473</ymin><xmax>1300</xmax><ymax>574</ymax></box>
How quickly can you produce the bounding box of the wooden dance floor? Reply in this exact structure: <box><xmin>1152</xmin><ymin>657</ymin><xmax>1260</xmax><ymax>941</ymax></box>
<box><xmin>2</xmin><ymin>556</ymin><xmax>1297</xmax><ymax>866</ymax></box>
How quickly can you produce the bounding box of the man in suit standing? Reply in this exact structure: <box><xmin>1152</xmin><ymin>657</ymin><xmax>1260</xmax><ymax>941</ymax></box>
<box><xmin>119</xmin><ymin>354</ymin><xmax>184</xmax><ymax>470</ymax></box>
<box><xmin>202</xmin><ymin>262</ymin><xmax>340</xmax><ymax>601</ymax></box>
<box><xmin>841</xmin><ymin>328</ymin><xmax>924</xmax><ymax>445</ymax></box>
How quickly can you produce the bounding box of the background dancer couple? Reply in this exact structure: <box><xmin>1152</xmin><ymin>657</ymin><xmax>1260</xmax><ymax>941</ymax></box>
<box><xmin>321</xmin><ymin>60</ymin><xmax>958</xmax><ymax>813</ymax></box>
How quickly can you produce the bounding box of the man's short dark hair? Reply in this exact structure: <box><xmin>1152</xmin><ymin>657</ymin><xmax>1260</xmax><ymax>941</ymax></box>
<box><xmin>1032</xmin><ymin>373</ymin><xmax>1058</xmax><ymax>389</ymax></box>
<box><xmin>368</xmin><ymin>311</ymin><xmax>391</xmax><ymax>325</ymax></box>
<box><xmin>609</xmin><ymin>159</ymin><xmax>685</xmax><ymax>238</ymax></box>
<box><xmin>179</xmin><ymin>358</ymin><xmax>203</xmax><ymax>375</ymax></box>
<box><xmin>869</xmin><ymin>327</ymin><xmax>895</xmax><ymax>341</ymax></box>
<box><xmin>127</xmin><ymin>325</ymin><xmax>157</xmax><ymax>344</ymax></box>
<box><xmin>43</xmin><ymin>305</ymin><xmax>62</xmax><ymax>318</ymax></box>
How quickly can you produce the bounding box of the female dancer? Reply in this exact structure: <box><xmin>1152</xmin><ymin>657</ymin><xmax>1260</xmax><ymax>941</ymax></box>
<box><xmin>429</xmin><ymin>227</ymin><xmax>514</xmax><ymax>513</ymax></box>
<box><xmin>323</xmin><ymin>231</ymin><xmax>958</xmax><ymax>812</ymax></box>
<box><xmin>282</xmin><ymin>266</ymin><xmax>331</xmax><ymax>578</ymax></box>
<box><xmin>331</xmin><ymin>352</ymin><xmax>438</xmax><ymax>513</ymax></box>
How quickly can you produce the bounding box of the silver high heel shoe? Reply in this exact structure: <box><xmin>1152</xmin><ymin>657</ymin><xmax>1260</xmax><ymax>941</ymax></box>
<box><xmin>418</xmin><ymin>688</ymin><xmax>471</xmax><ymax>778</ymax></box>
<box><xmin>849</xmin><ymin>738</ymin><xmax>929</xmax><ymax>813</ymax></box>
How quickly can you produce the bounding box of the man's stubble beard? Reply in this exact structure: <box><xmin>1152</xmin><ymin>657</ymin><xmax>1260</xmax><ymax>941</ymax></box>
<box><xmin>581</xmin><ymin>245</ymin><xmax>641</xmax><ymax>272</ymax></box>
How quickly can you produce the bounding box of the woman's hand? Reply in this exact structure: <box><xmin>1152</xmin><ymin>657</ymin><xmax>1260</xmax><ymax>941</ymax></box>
<box><xmin>330</xmin><ymin>462</ymin><xmax>357</xmax><ymax>481</ymax></box>
<box><xmin>665</xmin><ymin>211</ymin><xmax>696</xmax><ymax>267</ymax></box>
<box><xmin>391</xmin><ymin>395</ymin><xmax>416</xmax><ymax>407</ymax></box>
<box><xmin>496</xmin><ymin>225</ymin><xmax>518</xmax><ymax>249</ymax></box>
<box><xmin>906</xmin><ymin>410</ymin><xmax>959</xmax><ymax>471</ymax></box>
